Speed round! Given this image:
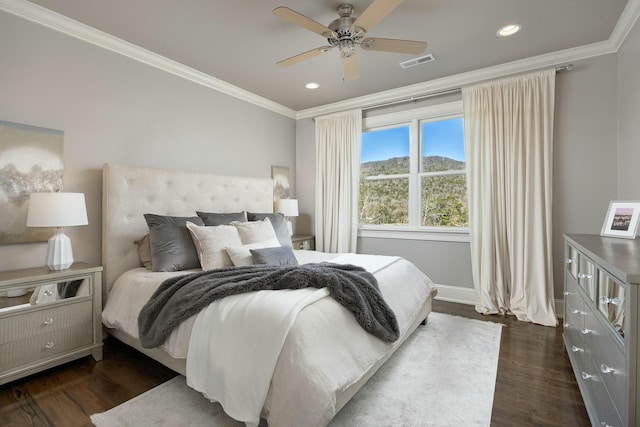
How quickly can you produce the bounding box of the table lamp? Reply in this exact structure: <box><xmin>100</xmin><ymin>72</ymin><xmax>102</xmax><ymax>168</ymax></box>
<box><xmin>26</xmin><ymin>192</ymin><xmax>88</xmax><ymax>270</ymax></box>
<box><xmin>276</xmin><ymin>198</ymin><xmax>299</xmax><ymax>236</ymax></box>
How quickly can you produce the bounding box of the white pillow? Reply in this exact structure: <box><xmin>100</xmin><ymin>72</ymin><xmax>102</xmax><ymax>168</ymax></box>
<box><xmin>226</xmin><ymin>239</ymin><xmax>281</xmax><ymax>266</ymax></box>
<box><xmin>232</xmin><ymin>218</ymin><xmax>278</xmax><ymax>244</ymax></box>
<box><xmin>186</xmin><ymin>221</ymin><xmax>242</xmax><ymax>270</ymax></box>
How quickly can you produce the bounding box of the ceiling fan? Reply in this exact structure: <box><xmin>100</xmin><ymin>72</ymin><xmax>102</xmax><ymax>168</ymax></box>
<box><xmin>273</xmin><ymin>0</ymin><xmax>427</xmax><ymax>81</ymax></box>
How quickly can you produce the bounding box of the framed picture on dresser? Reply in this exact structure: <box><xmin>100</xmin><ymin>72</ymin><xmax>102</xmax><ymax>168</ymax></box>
<box><xmin>600</xmin><ymin>200</ymin><xmax>640</xmax><ymax>239</ymax></box>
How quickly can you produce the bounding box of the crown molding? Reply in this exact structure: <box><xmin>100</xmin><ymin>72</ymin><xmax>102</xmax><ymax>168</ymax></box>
<box><xmin>610</xmin><ymin>0</ymin><xmax>640</xmax><ymax>50</ymax></box>
<box><xmin>2</xmin><ymin>0</ymin><xmax>639</xmax><ymax>121</ymax></box>
<box><xmin>0</xmin><ymin>0</ymin><xmax>297</xmax><ymax>119</ymax></box>
<box><xmin>297</xmin><ymin>0</ymin><xmax>640</xmax><ymax>120</ymax></box>
<box><xmin>296</xmin><ymin>39</ymin><xmax>617</xmax><ymax>119</ymax></box>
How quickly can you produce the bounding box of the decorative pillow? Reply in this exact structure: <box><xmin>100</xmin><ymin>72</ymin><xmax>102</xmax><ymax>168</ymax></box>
<box><xmin>246</xmin><ymin>212</ymin><xmax>293</xmax><ymax>247</ymax></box>
<box><xmin>144</xmin><ymin>214</ymin><xmax>204</xmax><ymax>272</ymax></box>
<box><xmin>134</xmin><ymin>234</ymin><xmax>153</xmax><ymax>270</ymax></box>
<box><xmin>225</xmin><ymin>239</ymin><xmax>281</xmax><ymax>266</ymax></box>
<box><xmin>251</xmin><ymin>246</ymin><xmax>298</xmax><ymax>266</ymax></box>
<box><xmin>196</xmin><ymin>211</ymin><xmax>247</xmax><ymax>226</ymax></box>
<box><xmin>186</xmin><ymin>222</ymin><xmax>243</xmax><ymax>270</ymax></box>
<box><xmin>232</xmin><ymin>218</ymin><xmax>279</xmax><ymax>244</ymax></box>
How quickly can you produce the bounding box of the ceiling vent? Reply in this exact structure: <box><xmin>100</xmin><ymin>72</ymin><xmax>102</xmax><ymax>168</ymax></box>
<box><xmin>399</xmin><ymin>53</ymin><xmax>435</xmax><ymax>69</ymax></box>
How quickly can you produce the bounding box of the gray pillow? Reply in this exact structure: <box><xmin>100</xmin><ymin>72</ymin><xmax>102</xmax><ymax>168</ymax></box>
<box><xmin>246</xmin><ymin>212</ymin><xmax>293</xmax><ymax>247</ymax></box>
<box><xmin>250</xmin><ymin>246</ymin><xmax>298</xmax><ymax>266</ymax></box>
<box><xmin>144</xmin><ymin>214</ymin><xmax>204</xmax><ymax>272</ymax></box>
<box><xmin>196</xmin><ymin>211</ymin><xmax>247</xmax><ymax>226</ymax></box>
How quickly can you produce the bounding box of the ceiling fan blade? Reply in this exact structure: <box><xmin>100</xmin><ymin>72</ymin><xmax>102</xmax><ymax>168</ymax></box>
<box><xmin>273</xmin><ymin>7</ymin><xmax>336</xmax><ymax>38</ymax></box>
<box><xmin>341</xmin><ymin>55</ymin><xmax>360</xmax><ymax>81</ymax></box>
<box><xmin>360</xmin><ymin>37</ymin><xmax>427</xmax><ymax>54</ymax></box>
<box><xmin>351</xmin><ymin>0</ymin><xmax>404</xmax><ymax>32</ymax></box>
<box><xmin>277</xmin><ymin>46</ymin><xmax>333</xmax><ymax>67</ymax></box>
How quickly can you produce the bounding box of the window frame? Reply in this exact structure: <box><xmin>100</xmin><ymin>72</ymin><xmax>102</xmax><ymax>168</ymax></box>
<box><xmin>358</xmin><ymin>101</ymin><xmax>470</xmax><ymax>242</ymax></box>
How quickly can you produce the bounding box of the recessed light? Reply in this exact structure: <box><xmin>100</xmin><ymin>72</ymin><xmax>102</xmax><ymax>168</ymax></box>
<box><xmin>497</xmin><ymin>24</ymin><xmax>521</xmax><ymax>37</ymax></box>
<box><xmin>305</xmin><ymin>82</ymin><xmax>319</xmax><ymax>89</ymax></box>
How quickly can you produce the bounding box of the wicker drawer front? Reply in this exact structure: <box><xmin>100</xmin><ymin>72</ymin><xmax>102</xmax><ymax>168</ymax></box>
<box><xmin>0</xmin><ymin>300</ymin><xmax>92</xmax><ymax>345</ymax></box>
<box><xmin>0</xmin><ymin>322</ymin><xmax>92</xmax><ymax>371</ymax></box>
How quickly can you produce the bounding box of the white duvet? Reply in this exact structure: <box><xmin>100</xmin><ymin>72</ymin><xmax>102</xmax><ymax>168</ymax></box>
<box><xmin>102</xmin><ymin>251</ymin><xmax>435</xmax><ymax>427</ymax></box>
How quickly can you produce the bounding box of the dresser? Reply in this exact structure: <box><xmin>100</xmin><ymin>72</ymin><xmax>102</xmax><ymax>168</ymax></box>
<box><xmin>0</xmin><ymin>263</ymin><xmax>103</xmax><ymax>385</ymax></box>
<box><xmin>563</xmin><ymin>234</ymin><xmax>640</xmax><ymax>427</ymax></box>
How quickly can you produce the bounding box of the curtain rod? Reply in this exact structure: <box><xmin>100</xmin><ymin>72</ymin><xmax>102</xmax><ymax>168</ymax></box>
<box><xmin>362</xmin><ymin>63</ymin><xmax>574</xmax><ymax>112</ymax></box>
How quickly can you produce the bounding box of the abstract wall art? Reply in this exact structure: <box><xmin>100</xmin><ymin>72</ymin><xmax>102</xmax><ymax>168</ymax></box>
<box><xmin>0</xmin><ymin>120</ymin><xmax>64</xmax><ymax>244</ymax></box>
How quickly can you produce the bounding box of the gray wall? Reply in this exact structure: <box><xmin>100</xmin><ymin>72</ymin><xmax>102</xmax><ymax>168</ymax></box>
<box><xmin>295</xmin><ymin>53</ymin><xmax>621</xmax><ymax>302</ymax></box>
<box><xmin>617</xmin><ymin>15</ymin><xmax>640</xmax><ymax>199</ymax></box>
<box><xmin>0</xmin><ymin>12</ymin><xmax>296</xmax><ymax>271</ymax></box>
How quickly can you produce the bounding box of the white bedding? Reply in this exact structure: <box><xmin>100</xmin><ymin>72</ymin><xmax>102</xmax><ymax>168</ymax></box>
<box><xmin>101</xmin><ymin>250</ymin><xmax>435</xmax><ymax>426</ymax></box>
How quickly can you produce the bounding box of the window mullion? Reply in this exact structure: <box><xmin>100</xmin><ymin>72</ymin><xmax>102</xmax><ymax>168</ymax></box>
<box><xmin>408</xmin><ymin>118</ymin><xmax>420</xmax><ymax>228</ymax></box>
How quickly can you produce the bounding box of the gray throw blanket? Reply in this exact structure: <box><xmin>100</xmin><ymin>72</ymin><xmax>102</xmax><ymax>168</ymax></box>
<box><xmin>138</xmin><ymin>263</ymin><xmax>399</xmax><ymax>348</ymax></box>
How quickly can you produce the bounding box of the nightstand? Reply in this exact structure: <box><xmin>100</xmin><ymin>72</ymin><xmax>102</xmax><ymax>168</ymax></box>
<box><xmin>0</xmin><ymin>262</ymin><xmax>103</xmax><ymax>385</ymax></box>
<box><xmin>292</xmin><ymin>234</ymin><xmax>315</xmax><ymax>250</ymax></box>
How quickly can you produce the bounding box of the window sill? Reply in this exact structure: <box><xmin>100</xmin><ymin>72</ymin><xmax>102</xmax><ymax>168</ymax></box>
<box><xmin>358</xmin><ymin>228</ymin><xmax>470</xmax><ymax>243</ymax></box>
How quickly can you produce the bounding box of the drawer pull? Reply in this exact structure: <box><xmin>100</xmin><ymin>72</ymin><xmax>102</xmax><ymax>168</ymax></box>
<box><xmin>599</xmin><ymin>296</ymin><xmax>621</xmax><ymax>306</ymax></box>
<box><xmin>565</xmin><ymin>258</ymin><xmax>577</xmax><ymax>264</ymax></box>
<box><xmin>43</xmin><ymin>318</ymin><xmax>54</xmax><ymax>325</ymax></box>
<box><xmin>44</xmin><ymin>290</ymin><xmax>54</xmax><ymax>296</ymax></box>
<box><xmin>563</xmin><ymin>291</ymin><xmax>573</xmax><ymax>296</ymax></box>
<box><xmin>563</xmin><ymin>322</ymin><xmax>571</xmax><ymax>328</ymax></box>
<box><xmin>571</xmin><ymin>309</ymin><xmax>585</xmax><ymax>315</ymax></box>
<box><xmin>600</xmin><ymin>422</ymin><xmax>613</xmax><ymax>427</ymax></box>
<box><xmin>570</xmin><ymin>346</ymin><xmax>584</xmax><ymax>353</ymax></box>
<box><xmin>580</xmin><ymin>328</ymin><xmax>591</xmax><ymax>335</ymax></box>
<box><xmin>600</xmin><ymin>364</ymin><xmax>616</xmax><ymax>375</ymax></box>
<box><xmin>44</xmin><ymin>342</ymin><xmax>55</xmax><ymax>350</ymax></box>
<box><xmin>581</xmin><ymin>371</ymin><xmax>594</xmax><ymax>380</ymax></box>
<box><xmin>577</xmin><ymin>273</ymin><xmax>593</xmax><ymax>280</ymax></box>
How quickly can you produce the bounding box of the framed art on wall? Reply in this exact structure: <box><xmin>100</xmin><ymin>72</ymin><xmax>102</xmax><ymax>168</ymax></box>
<box><xmin>0</xmin><ymin>120</ymin><xmax>64</xmax><ymax>245</ymax></box>
<box><xmin>600</xmin><ymin>200</ymin><xmax>640</xmax><ymax>239</ymax></box>
<box><xmin>271</xmin><ymin>165</ymin><xmax>290</xmax><ymax>201</ymax></box>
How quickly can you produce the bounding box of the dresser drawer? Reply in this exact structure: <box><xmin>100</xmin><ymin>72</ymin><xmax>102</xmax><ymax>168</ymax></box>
<box><xmin>0</xmin><ymin>322</ymin><xmax>93</xmax><ymax>371</ymax></box>
<box><xmin>586</xmin><ymin>315</ymin><xmax>627</xmax><ymax>420</ymax></box>
<box><xmin>0</xmin><ymin>300</ymin><xmax>93</xmax><ymax>345</ymax></box>
<box><xmin>564</xmin><ymin>275</ymin><xmax>586</xmax><ymax>364</ymax></box>
<box><xmin>597</xmin><ymin>269</ymin><xmax>626</xmax><ymax>338</ymax></box>
<box><xmin>581</xmin><ymin>355</ymin><xmax>624</xmax><ymax>427</ymax></box>
<box><xmin>565</xmin><ymin>244</ymin><xmax>579</xmax><ymax>281</ymax></box>
<box><xmin>577</xmin><ymin>253</ymin><xmax>596</xmax><ymax>301</ymax></box>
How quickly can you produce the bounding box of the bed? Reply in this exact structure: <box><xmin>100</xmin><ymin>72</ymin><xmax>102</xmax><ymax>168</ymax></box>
<box><xmin>100</xmin><ymin>163</ymin><xmax>437</xmax><ymax>427</ymax></box>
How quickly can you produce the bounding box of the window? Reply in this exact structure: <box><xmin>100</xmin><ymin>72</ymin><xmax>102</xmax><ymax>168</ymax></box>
<box><xmin>359</xmin><ymin>101</ymin><xmax>468</xmax><ymax>239</ymax></box>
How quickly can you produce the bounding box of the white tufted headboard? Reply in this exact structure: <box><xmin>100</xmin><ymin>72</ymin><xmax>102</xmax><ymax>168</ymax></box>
<box><xmin>102</xmin><ymin>163</ymin><xmax>274</xmax><ymax>297</ymax></box>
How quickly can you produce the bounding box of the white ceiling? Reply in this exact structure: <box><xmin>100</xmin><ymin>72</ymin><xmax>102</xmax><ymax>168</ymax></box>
<box><xmin>19</xmin><ymin>0</ymin><xmax>633</xmax><ymax>111</ymax></box>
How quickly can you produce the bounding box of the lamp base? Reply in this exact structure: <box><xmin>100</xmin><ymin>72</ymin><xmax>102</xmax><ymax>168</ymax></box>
<box><xmin>285</xmin><ymin>219</ymin><xmax>293</xmax><ymax>236</ymax></box>
<box><xmin>46</xmin><ymin>229</ymin><xmax>74</xmax><ymax>270</ymax></box>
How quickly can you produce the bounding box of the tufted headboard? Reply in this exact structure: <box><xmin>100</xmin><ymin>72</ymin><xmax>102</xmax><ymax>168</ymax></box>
<box><xmin>102</xmin><ymin>163</ymin><xmax>274</xmax><ymax>297</ymax></box>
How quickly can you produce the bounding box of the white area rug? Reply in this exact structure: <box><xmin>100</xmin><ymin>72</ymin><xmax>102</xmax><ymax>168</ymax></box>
<box><xmin>91</xmin><ymin>312</ymin><xmax>502</xmax><ymax>427</ymax></box>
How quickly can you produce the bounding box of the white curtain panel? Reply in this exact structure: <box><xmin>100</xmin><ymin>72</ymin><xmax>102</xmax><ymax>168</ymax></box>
<box><xmin>462</xmin><ymin>69</ymin><xmax>558</xmax><ymax>327</ymax></box>
<box><xmin>314</xmin><ymin>109</ymin><xmax>362</xmax><ymax>253</ymax></box>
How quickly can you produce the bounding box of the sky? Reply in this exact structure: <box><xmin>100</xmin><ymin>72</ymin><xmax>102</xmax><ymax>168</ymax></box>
<box><xmin>361</xmin><ymin>118</ymin><xmax>465</xmax><ymax>163</ymax></box>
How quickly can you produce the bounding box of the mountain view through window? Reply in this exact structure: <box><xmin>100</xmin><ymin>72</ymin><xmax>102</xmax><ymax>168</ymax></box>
<box><xmin>360</xmin><ymin>117</ymin><xmax>468</xmax><ymax>228</ymax></box>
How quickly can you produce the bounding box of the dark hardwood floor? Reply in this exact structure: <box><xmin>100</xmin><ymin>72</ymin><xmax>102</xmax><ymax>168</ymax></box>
<box><xmin>0</xmin><ymin>300</ymin><xmax>590</xmax><ymax>427</ymax></box>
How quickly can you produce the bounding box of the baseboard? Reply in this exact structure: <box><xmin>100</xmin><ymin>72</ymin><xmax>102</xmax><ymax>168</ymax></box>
<box><xmin>434</xmin><ymin>284</ymin><xmax>565</xmax><ymax>320</ymax></box>
<box><xmin>434</xmin><ymin>284</ymin><xmax>478</xmax><ymax>305</ymax></box>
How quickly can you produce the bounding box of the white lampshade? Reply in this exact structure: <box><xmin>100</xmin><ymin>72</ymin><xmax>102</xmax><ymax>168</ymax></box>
<box><xmin>26</xmin><ymin>192</ymin><xmax>88</xmax><ymax>270</ymax></box>
<box><xmin>26</xmin><ymin>192</ymin><xmax>88</xmax><ymax>227</ymax></box>
<box><xmin>276</xmin><ymin>199</ymin><xmax>299</xmax><ymax>217</ymax></box>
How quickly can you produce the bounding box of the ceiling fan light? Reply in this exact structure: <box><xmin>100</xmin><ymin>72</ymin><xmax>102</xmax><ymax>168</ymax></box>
<box><xmin>497</xmin><ymin>24</ymin><xmax>521</xmax><ymax>37</ymax></box>
<box><xmin>305</xmin><ymin>82</ymin><xmax>319</xmax><ymax>89</ymax></box>
<box><xmin>339</xmin><ymin>39</ymin><xmax>355</xmax><ymax>57</ymax></box>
